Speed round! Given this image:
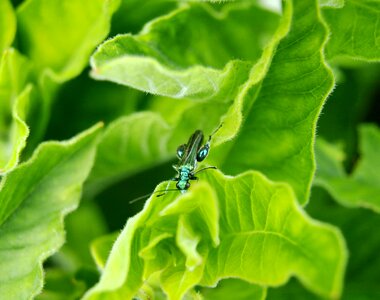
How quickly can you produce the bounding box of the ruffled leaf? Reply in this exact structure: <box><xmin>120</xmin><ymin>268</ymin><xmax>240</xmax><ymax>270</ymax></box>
<box><xmin>0</xmin><ymin>124</ymin><xmax>101</xmax><ymax>298</ymax></box>
<box><xmin>85</xmin><ymin>2</ymin><xmax>285</xmax><ymax>192</ymax></box>
<box><xmin>0</xmin><ymin>49</ymin><xmax>32</xmax><ymax>174</ymax></box>
<box><xmin>315</xmin><ymin>124</ymin><xmax>380</xmax><ymax>212</ymax></box>
<box><xmin>90</xmin><ymin>2</ymin><xmax>279</xmax><ymax>99</ymax></box>
<box><xmin>84</xmin><ymin>171</ymin><xmax>346</xmax><ymax>300</ymax></box>
<box><xmin>90</xmin><ymin>0</ymin><xmax>335</xmax><ymax>205</ymax></box>
<box><xmin>216</xmin><ymin>0</ymin><xmax>334</xmax><ymax>205</ymax></box>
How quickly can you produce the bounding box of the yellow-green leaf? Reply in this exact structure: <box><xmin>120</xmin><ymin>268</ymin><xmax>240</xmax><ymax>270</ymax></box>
<box><xmin>0</xmin><ymin>0</ymin><xmax>16</xmax><ymax>52</ymax></box>
<box><xmin>84</xmin><ymin>171</ymin><xmax>346</xmax><ymax>300</ymax></box>
<box><xmin>17</xmin><ymin>0</ymin><xmax>120</xmax><ymax>81</ymax></box>
<box><xmin>0</xmin><ymin>49</ymin><xmax>32</xmax><ymax>174</ymax></box>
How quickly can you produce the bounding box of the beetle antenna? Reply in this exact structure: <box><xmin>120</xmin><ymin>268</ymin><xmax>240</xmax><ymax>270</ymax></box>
<box><xmin>194</xmin><ymin>166</ymin><xmax>217</xmax><ymax>175</ymax></box>
<box><xmin>156</xmin><ymin>189</ymin><xmax>180</xmax><ymax>198</ymax></box>
<box><xmin>208</xmin><ymin>123</ymin><xmax>223</xmax><ymax>141</ymax></box>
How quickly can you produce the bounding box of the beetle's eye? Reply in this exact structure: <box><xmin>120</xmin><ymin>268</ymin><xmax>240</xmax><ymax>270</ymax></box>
<box><xmin>197</xmin><ymin>145</ymin><xmax>209</xmax><ymax>162</ymax></box>
<box><xmin>185</xmin><ymin>182</ymin><xmax>190</xmax><ymax>189</ymax></box>
<box><xmin>176</xmin><ymin>144</ymin><xmax>186</xmax><ymax>159</ymax></box>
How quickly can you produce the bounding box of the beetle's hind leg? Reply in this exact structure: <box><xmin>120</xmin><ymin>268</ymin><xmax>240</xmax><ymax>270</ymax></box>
<box><xmin>156</xmin><ymin>178</ymin><xmax>178</xmax><ymax>197</ymax></box>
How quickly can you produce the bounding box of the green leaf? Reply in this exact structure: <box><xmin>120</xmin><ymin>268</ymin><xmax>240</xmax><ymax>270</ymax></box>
<box><xmin>84</xmin><ymin>171</ymin><xmax>346</xmax><ymax>300</ymax></box>
<box><xmin>0</xmin><ymin>0</ymin><xmax>16</xmax><ymax>52</ymax></box>
<box><xmin>91</xmin><ymin>232</ymin><xmax>119</xmax><ymax>271</ymax></box>
<box><xmin>16</xmin><ymin>0</ymin><xmax>120</xmax><ymax>81</ymax></box>
<box><xmin>0</xmin><ymin>48</ymin><xmax>32</xmax><ymax>174</ymax></box>
<box><xmin>85</xmin><ymin>0</ymin><xmax>371</xmax><ymax>209</ymax></box>
<box><xmin>323</xmin><ymin>0</ymin><xmax>380</xmax><ymax>62</ymax></box>
<box><xmin>200</xmin><ymin>171</ymin><xmax>346</xmax><ymax>298</ymax></box>
<box><xmin>84</xmin><ymin>96</ymin><xmax>239</xmax><ymax>195</ymax></box>
<box><xmin>315</xmin><ymin>124</ymin><xmax>380</xmax><ymax>212</ymax></box>
<box><xmin>202</xmin><ymin>279</ymin><xmax>266</xmax><ymax>300</ymax></box>
<box><xmin>0</xmin><ymin>124</ymin><xmax>101</xmax><ymax>298</ymax></box>
<box><xmin>306</xmin><ymin>187</ymin><xmax>380</xmax><ymax>299</ymax></box>
<box><xmin>314</xmin><ymin>138</ymin><xmax>346</xmax><ymax>180</ymax></box>
<box><xmin>267</xmin><ymin>279</ymin><xmax>319</xmax><ymax>300</ymax></box>
<box><xmin>90</xmin><ymin>2</ymin><xmax>279</xmax><ymax>99</ymax></box>
<box><xmin>85</xmin><ymin>112</ymin><xmax>173</xmax><ymax>194</ymax></box>
<box><xmin>85</xmin><ymin>2</ymin><xmax>285</xmax><ymax>193</ymax></box>
<box><xmin>320</xmin><ymin>0</ymin><xmax>344</xmax><ymax>8</ymax></box>
<box><xmin>110</xmin><ymin>0</ymin><xmax>177</xmax><ymax>35</ymax></box>
<box><xmin>211</xmin><ymin>0</ymin><xmax>334</xmax><ymax>205</ymax></box>
<box><xmin>36</xmin><ymin>269</ymin><xmax>87</xmax><ymax>300</ymax></box>
<box><xmin>53</xmin><ymin>202</ymin><xmax>108</xmax><ymax>271</ymax></box>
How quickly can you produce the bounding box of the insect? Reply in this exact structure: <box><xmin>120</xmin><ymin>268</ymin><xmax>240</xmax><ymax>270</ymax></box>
<box><xmin>129</xmin><ymin>124</ymin><xmax>222</xmax><ymax>203</ymax></box>
<box><xmin>171</xmin><ymin>125</ymin><xmax>221</xmax><ymax>193</ymax></box>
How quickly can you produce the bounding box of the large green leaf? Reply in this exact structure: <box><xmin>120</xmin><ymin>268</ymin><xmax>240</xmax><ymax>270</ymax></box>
<box><xmin>85</xmin><ymin>93</ymin><xmax>248</xmax><ymax>196</ymax></box>
<box><xmin>0</xmin><ymin>124</ymin><xmax>101</xmax><ymax>298</ymax></box>
<box><xmin>16</xmin><ymin>0</ymin><xmax>120</xmax><ymax>81</ymax></box>
<box><xmin>217</xmin><ymin>0</ymin><xmax>334</xmax><ymax>205</ymax></box>
<box><xmin>0</xmin><ymin>0</ymin><xmax>16</xmax><ymax>52</ymax></box>
<box><xmin>315</xmin><ymin>124</ymin><xmax>380</xmax><ymax>212</ymax></box>
<box><xmin>84</xmin><ymin>171</ymin><xmax>346</xmax><ymax>300</ymax></box>
<box><xmin>269</xmin><ymin>185</ymin><xmax>380</xmax><ymax>299</ymax></box>
<box><xmin>90</xmin><ymin>0</ymin><xmax>334</xmax><ymax>206</ymax></box>
<box><xmin>85</xmin><ymin>1</ymin><xmax>286</xmax><ymax>193</ymax></box>
<box><xmin>0</xmin><ymin>48</ymin><xmax>32</xmax><ymax>174</ymax></box>
<box><xmin>323</xmin><ymin>0</ymin><xmax>380</xmax><ymax>62</ymax></box>
<box><xmin>15</xmin><ymin>0</ymin><xmax>121</xmax><ymax>157</ymax></box>
<box><xmin>85</xmin><ymin>112</ymin><xmax>173</xmax><ymax>195</ymax></box>
<box><xmin>90</xmin><ymin>2</ymin><xmax>279</xmax><ymax>99</ymax></box>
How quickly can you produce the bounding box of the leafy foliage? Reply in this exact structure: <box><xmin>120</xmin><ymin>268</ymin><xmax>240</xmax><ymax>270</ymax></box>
<box><xmin>315</xmin><ymin>124</ymin><xmax>380</xmax><ymax>212</ymax></box>
<box><xmin>16</xmin><ymin>0</ymin><xmax>120</xmax><ymax>81</ymax></box>
<box><xmin>0</xmin><ymin>0</ymin><xmax>379</xmax><ymax>299</ymax></box>
<box><xmin>0</xmin><ymin>124</ymin><xmax>101</xmax><ymax>298</ymax></box>
<box><xmin>216</xmin><ymin>0</ymin><xmax>333</xmax><ymax>205</ymax></box>
<box><xmin>85</xmin><ymin>171</ymin><xmax>345</xmax><ymax>299</ymax></box>
<box><xmin>323</xmin><ymin>0</ymin><xmax>380</xmax><ymax>62</ymax></box>
<box><xmin>0</xmin><ymin>49</ymin><xmax>31</xmax><ymax>174</ymax></box>
<box><xmin>0</xmin><ymin>0</ymin><xmax>16</xmax><ymax>53</ymax></box>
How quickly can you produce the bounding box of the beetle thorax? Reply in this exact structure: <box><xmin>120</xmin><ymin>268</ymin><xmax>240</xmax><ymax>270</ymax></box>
<box><xmin>178</xmin><ymin>165</ymin><xmax>193</xmax><ymax>180</ymax></box>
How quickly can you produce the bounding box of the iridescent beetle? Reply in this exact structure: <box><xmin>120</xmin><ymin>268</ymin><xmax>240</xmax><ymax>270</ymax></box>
<box><xmin>129</xmin><ymin>124</ymin><xmax>221</xmax><ymax>203</ymax></box>
<box><xmin>172</xmin><ymin>125</ymin><xmax>221</xmax><ymax>193</ymax></box>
